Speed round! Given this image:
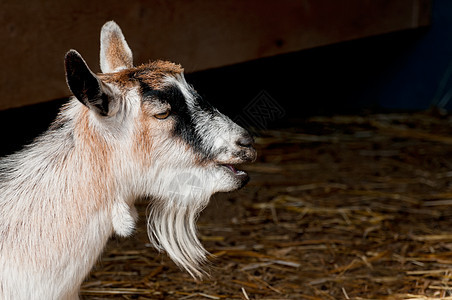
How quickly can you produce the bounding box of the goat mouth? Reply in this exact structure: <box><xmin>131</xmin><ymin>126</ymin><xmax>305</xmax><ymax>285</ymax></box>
<box><xmin>220</xmin><ymin>164</ymin><xmax>248</xmax><ymax>178</ymax></box>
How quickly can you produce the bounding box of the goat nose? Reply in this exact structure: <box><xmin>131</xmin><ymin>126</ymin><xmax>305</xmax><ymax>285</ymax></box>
<box><xmin>236</xmin><ymin>134</ymin><xmax>254</xmax><ymax>148</ymax></box>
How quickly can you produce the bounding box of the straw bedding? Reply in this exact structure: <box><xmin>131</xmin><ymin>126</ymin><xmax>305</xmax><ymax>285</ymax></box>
<box><xmin>81</xmin><ymin>112</ymin><xmax>452</xmax><ymax>299</ymax></box>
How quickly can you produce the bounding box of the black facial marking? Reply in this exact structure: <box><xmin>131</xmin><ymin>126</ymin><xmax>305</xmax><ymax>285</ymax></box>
<box><xmin>139</xmin><ymin>80</ymin><xmax>217</xmax><ymax>160</ymax></box>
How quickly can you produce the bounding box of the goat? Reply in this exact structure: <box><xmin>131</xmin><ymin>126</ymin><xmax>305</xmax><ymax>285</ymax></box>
<box><xmin>0</xmin><ymin>21</ymin><xmax>256</xmax><ymax>299</ymax></box>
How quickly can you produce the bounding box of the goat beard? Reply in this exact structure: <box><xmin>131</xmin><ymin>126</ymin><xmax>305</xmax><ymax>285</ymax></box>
<box><xmin>146</xmin><ymin>194</ymin><xmax>211</xmax><ymax>279</ymax></box>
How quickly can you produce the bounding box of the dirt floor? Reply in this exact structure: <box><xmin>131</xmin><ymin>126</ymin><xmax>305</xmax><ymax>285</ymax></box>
<box><xmin>80</xmin><ymin>112</ymin><xmax>452</xmax><ymax>300</ymax></box>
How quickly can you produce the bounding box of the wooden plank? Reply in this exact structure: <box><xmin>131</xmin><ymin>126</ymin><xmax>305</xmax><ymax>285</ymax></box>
<box><xmin>0</xmin><ymin>0</ymin><xmax>431</xmax><ymax>110</ymax></box>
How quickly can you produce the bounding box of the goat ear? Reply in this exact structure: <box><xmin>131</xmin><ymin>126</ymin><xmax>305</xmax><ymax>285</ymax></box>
<box><xmin>65</xmin><ymin>50</ymin><xmax>112</xmax><ymax>116</ymax></box>
<box><xmin>100</xmin><ymin>21</ymin><xmax>133</xmax><ymax>73</ymax></box>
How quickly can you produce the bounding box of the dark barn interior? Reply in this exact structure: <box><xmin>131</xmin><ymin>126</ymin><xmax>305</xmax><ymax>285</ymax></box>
<box><xmin>2</xmin><ymin>0</ymin><xmax>452</xmax><ymax>299</ymax></box>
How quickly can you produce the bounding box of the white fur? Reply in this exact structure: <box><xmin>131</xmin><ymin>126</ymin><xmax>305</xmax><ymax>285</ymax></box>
<box><xmin>112</xmin><ymin>200</ymin><xmax>138</xmax><ymax>237</ymax></box>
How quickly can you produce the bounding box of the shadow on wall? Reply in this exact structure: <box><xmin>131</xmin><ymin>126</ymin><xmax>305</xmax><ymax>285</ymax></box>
<box><xmin>375</xmin><ymin>0</ymin><xmax>452</xmax><ymax>112</ymax></box>
<box><xmin>188</xmin><ymin>0</ymin><xmax>452</xmax><ymax>117</ymax></box>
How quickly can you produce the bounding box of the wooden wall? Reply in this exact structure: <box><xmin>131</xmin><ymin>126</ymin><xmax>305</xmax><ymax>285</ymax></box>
<box><xmin>0</xmin><ymin>0</ymin><xmax>430</xmax><ymax>110</ymax></box>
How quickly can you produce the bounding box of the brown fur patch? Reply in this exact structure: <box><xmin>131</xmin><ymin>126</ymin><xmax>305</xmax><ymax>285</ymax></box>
<box><xmin>73</xmin><ymin>107</ymin><xmax>113</xmax><ymax>209</ymax></box>
<box><xmin>99</xmin><ymin>60</ymin><xmax>184</xmax><ymax>90</ymax></box>
<box><xmin>106</xmin><ymin>32</ymin><xmax>133</xmax><ymax>71</ymax></box>
<box><xmin>132</xmin><ymin>101</ymin><xmax>171</xmax><ymax>167</ymax></box>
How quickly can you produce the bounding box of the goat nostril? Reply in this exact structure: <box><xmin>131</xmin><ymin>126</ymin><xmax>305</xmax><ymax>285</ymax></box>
<box><xmin>236</xmin><ymin>135</ymin><xmax>254</xmax><ymax>148</ymax></box>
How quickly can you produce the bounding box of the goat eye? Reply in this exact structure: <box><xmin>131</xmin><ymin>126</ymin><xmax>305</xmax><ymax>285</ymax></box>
<box><xmin>154</xmin><ymin>110</ymin><xmax>171</xmax><ymax>120</ymax></box>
